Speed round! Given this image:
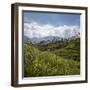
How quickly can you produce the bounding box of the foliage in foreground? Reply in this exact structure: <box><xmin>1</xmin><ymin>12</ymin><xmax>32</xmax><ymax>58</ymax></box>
<box><xmin>24</xmin><ymin>43</ymin><xmax>80</xmax><ymax>77</ymax></box>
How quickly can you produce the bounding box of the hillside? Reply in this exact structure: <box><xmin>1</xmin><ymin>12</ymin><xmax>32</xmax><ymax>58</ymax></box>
<box><xmin>31</xmin><ymin>38</ymin><xmax>80</xmax><ymax>61</ymax></box>
<box><xmin>24</xmin><ymin>38</ymin><xmax>80</xmax><ymax>77</ymax></box>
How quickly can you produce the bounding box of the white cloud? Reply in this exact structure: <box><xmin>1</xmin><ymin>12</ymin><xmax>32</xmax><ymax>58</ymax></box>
<box><xmin>24</xmin><ymin>21</ymin><xmax>80</xmax><ymax>39</ymax></box>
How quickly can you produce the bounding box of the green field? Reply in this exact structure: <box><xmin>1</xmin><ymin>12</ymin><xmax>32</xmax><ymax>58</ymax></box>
<box><xmin>24</xmin><ymin>38</ymin><xmax>80</xmax><ymax>77</ymax></box>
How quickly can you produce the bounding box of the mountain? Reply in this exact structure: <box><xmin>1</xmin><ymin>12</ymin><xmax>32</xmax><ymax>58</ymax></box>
<box><xmin>24</xmin><ymin>32</ymin><xmax>80</xmax><ymax>44</ymax></box>
<box><xmin>29</xmin><ymin>36</ymin><xmax>62</xmax><ymax>44</ymax></box>
<box><xmin>24</xmin><ymin>36</ymin><xmax>30</xmax><ymax>42</ymax></box>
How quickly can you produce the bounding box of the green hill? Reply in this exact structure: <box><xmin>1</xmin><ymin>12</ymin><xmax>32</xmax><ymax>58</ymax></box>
<box><xmin>24</xmin><ymin>41</ymin><xmax>80</xmax><ymax>77</ymax></box>
<box><xmin>31</xmin><ymin>38</ymin><xmax>80</xmax><ymax>61</ymax></box>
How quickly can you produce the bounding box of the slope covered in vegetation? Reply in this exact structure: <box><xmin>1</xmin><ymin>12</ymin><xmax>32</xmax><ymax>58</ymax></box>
<box><xmin>32</xmin><ymin>38</ymin><xmax>80</xmax><ymax>61</ymax></box>
<box><xmin>24</xmin><ymin>38</ymin><xmax>80</xmax><ymax>77</ymax></box>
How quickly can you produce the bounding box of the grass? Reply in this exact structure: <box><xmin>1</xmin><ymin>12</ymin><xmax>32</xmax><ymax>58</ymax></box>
<box><xmin>24</xmin><ymin>41</ymin><xmax>80</xmax><ymax>77</ymax></box>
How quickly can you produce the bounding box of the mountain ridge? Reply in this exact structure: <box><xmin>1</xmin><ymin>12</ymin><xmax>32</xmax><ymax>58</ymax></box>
<box><xmin>24</xmin><ymin>32</ymin><xmax>80</xmax><ymax>44</ymax></box>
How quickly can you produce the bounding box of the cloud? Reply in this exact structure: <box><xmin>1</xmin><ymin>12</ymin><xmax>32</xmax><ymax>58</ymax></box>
<box><xmin>24</xmin><ymin>21</ymin><xmax>80</xmax><ymax>39</ymax></box>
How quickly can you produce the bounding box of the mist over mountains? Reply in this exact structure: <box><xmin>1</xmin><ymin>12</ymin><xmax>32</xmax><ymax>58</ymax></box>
<box><xmin>24</xmin><ymin>21</ymin><xmax>80</xmax><ymax>43</ymax></box>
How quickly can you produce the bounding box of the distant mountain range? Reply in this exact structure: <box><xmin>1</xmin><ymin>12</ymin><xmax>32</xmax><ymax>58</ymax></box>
<box><xmin>24</xmin><ymin>32</ymin><xmax>80</xmax><ymax>44</ymax></box>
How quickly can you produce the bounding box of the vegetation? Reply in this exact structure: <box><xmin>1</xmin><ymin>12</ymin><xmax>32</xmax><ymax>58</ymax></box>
<box><xmin>32</xmin><ymin>38</ymin><xmax>80</xmax><ymax>61</ymax></box>
<box><xmin>24</xmin><ymin>37</ymin><xmax>80</xmax><ymax>77</ymax></box>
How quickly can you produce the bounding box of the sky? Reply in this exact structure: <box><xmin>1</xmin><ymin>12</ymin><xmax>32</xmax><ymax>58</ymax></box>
<box><xmin>23</xmin><ymin>11</ymin><xmax>80</xmax><ymax>39</ymax></box>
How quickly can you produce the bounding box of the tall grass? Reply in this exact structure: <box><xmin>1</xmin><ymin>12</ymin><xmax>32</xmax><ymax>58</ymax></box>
<box><xmin>24</xmin><ymin>43</ymin><xmax>80</xmax><ymax>77</ymax></box>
